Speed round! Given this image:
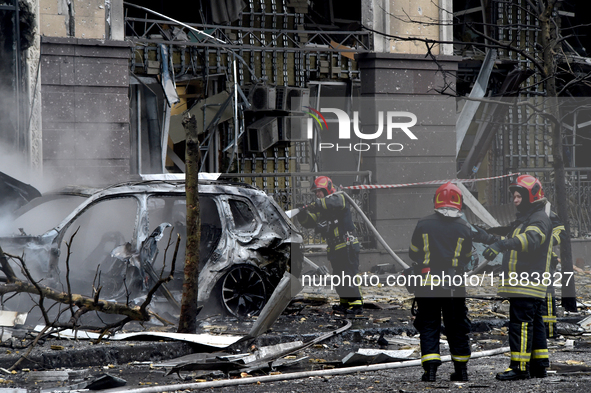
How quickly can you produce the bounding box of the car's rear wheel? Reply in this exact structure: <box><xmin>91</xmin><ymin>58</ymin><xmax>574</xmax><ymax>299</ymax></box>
<box><xmin>219</xmin><ymin>264</ymin><xmax>267</xmax><ymax>318</ymax></box>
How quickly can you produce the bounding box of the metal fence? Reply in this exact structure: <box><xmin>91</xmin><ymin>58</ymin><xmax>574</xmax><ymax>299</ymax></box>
<box><xmin>219</xmin><ymin>171</ymin><xmax>375</xmax><ymax>248</ymax></box>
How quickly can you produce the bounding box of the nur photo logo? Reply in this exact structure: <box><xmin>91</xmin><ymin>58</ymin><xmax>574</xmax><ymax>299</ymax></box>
<box><xmin>304</xmin><ymin>106</ymin><xmax>419</xmax><ymax>152</ymax></box>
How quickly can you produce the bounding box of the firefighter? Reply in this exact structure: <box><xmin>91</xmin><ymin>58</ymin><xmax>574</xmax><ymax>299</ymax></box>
<box><xmin>483</xmin><ymin>175</ymin><xmax>553</xmax><ymax>380</ymax></box>
<box><xmin>409</xmin><ymin>182</ymin><xmax>497</xmax><ymax>382</ymax></box>
<box><xmin>297</xmin><ymin>176</ymin><xmax>363</xmax><ymax>313</ymax></box>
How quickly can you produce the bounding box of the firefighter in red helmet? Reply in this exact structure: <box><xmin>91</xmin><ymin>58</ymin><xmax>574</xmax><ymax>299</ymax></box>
<box><xmin>310</xmin><ymin>176</ymin><xmax>336</xmax><ymax>197</ymax></box>
<box><xmin>483</xmin><ymin>174</ymin><xmax>553</xmax><ymax>380</ymax></box>
<box><xmin>297</xmin><ymin>176</ymin><xmax>363</xmax><ymax>313</ymax></box>
<box><xmin>409</xmin><ymin>182</ymin><xmax>497</xmax><ymax>382</ymax></box>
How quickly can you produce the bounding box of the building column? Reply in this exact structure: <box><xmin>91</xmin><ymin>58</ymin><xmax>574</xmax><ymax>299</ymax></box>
<box><xmin>356</xmin><ymin>52</ymin><xmax>460</xmax><ymax>255</ymax></box>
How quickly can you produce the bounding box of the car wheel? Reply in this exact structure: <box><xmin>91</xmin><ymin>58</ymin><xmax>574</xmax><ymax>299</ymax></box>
<box><xmin>219</xmin><ymin>264</ymin><xmax>268</xmax><ymax>318</ymax></box>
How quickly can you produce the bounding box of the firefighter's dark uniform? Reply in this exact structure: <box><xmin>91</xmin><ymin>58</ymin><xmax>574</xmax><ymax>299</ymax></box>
<box><xmin>496</xmin><ymin>202</ymin><xmax>553</xmax><ymax>374</ymax></box>
<box><xmin>409</xmin><ymin>212</ymin><xmax>474</xmax><ymax>370</ymax></box>
<box><xmin>298</xmin><ymin>192</ymin><xmax>362</xmax><ymax>307</ymax></box>
<box><xmin>542</xmin><ymin>211</ymin><xmax>566</xmax><ymax>338</ymax></box>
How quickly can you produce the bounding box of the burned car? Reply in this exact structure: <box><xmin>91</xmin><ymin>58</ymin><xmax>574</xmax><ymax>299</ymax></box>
<box><xmin>0</xmin><ymin>177</ymin><xmax>303</xmax><ymax>320</ymax></box>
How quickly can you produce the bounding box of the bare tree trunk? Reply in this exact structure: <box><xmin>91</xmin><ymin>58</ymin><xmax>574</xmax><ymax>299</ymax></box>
<box><xmin>541</xmin><ymin>0</ymin><xmax>577</xmax><ymax>311</ymax></box>
<box><xmin>178</xmin><ymin>113</ymin><xmax>201</xmax><ymax>333</ymax></box>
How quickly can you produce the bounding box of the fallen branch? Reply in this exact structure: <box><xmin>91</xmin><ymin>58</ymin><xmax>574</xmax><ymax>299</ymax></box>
<box><xmin>0</xmin><ymin>280</ymin><xmax>149</xmax><ymax>320</ymax></box>
<box><xmin>94</xmin><ymin>233</ymin><xmax>183</xmax><ymax>343</ymax></box>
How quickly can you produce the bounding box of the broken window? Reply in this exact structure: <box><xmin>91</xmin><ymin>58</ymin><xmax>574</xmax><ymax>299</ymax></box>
<box><xmin>8</xmin><ymin>195</ymin><xmax>85</xmax><ymax>236</ymax></box>
<box><xmin>453</xmin><ymin>0</ymin><xmax>486</xmax><ymax>57</ymax></box>
<box><xmin>147</xmin><ymin>195</ymin><xmax>223</xmax><ymax>276</ymax></box>
<box><xmin>229</xmin><ymin>199</ymin><xmax>257</xmax><ymax>232</ymax></box>
<box><xmin>58</xmin><ymin>197</ymin><xmax>139</xmax><ymax>295</ymax></box>
<box><xmin>306</xmin><ymin>0</ymin><xmax>361</xmax><ymax>31</ymax></box>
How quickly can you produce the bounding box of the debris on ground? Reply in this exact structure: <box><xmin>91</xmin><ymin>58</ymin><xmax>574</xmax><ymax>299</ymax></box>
<box><xmin>341</xmin><ymin>348</ymin><xmax>415</xmax><ymax>366</ymax></box>
<box><xmin>2</xmin><ymin>272</ymin><xmax>591</xmax><ymax>392</ymax></box>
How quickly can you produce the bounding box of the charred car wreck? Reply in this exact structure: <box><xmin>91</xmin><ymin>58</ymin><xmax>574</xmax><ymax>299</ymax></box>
<box><xmin>0</xmin><ymin>178</ymin><xmax>304</xmax><ymax>322</ymax></box>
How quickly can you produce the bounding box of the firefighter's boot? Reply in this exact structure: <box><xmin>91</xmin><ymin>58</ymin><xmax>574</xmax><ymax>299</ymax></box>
<box><xmin>421</xmin><ymin>363</ymin><xmax>438</xmax><ymax>382</ymax></box>
<box><xmin>496</xmin><ymin>363</ymin><xmax>530</xmax><ymax>381</ymax></box>
<box><xmin>450</xmin><ymin>362</ymin><xmax>469</xmax><ymax>381</ymax></box>
<box><xmin>530</xmin><ymin>364</ymin><xmax>547</xmax><ymax>378</ymax></box>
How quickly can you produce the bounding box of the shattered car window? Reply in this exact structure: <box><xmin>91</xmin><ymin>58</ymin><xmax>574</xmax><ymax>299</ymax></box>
<box><xmin>199</xmin><ymin>197</ymin><xmax>223</xmax><ymax>262</ymax></box>
<box><xmin>58</xmin><ymin>197</ymin><xmax>139</xmax><ymax>295</ymax></box>
<box><xmin>148</xmin><ymin>195</ymin><xmax>223</xmax><ymax>271</ymax></box>
<box><xmin>229</xmin><ymin>199</ymin><xmax>257</xmax><ymax>232</ymax></box>
<box><xmin>6</xmin><ymin>195</ymin><xmax>85</xmax><ymax>236</ymax></box>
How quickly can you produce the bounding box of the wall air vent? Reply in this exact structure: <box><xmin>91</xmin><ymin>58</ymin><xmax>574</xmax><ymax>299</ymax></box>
<box><xmin>247</xmin><ymin>117</ymin><xmax>279</xmax><ymax>152</ymax></box>
<box><xmin>278</xmin><ymin>116</ymin><xmax>307</xmax><ymax>141</ymax></box>
<box><xmin>247</xmin><ymin>85</ymin><xmax>277</xmax><ymax>111</ymax></box>
<box><xmin>276</xmin><ymin>86</ymin><xmax>310</xmax><ymax>112</ymax></box>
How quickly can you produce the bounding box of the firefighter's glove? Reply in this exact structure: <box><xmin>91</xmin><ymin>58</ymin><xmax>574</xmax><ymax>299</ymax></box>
<box><xmin>483</xmin><ymin>241</ymin><xmax>506</xmax><ymax>261</ymax></box>
<box><xmin>472</xmin><ymin>226</ymin><xmax>498</xmax><ymax>245</ymax></box>
<box><xmin>304</xmin><ymin>199</ymin><xmax>322</xmax><ymax>213</ymax></box>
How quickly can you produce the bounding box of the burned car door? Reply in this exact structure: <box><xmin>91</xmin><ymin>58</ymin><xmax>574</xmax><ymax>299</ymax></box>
<box><xmin>146</xmin><ymin>194</ymin><xmax>224</xmax><ymax>290</ymax></box>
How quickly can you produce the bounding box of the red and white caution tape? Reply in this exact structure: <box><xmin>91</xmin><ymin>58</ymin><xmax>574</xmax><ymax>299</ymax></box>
<box><xmin>342</xmin><ymin>173</ymin><xmax>519</xmax><ymax>190</ymax></box>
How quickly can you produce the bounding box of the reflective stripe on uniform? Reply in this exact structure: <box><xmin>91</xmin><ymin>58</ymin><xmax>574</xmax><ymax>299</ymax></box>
<box><xmin>299</xmin><ymin>211</ymin><xmax>319</xmax><ymax>226</ymax></box>
<box><xmin>498</xmin><ymin>285</ymin><xmax>548</xmax><ymax>299</ymax></box>
<box><xmin>545</xmin><ymin>302</ymin><xmax>556</xmax><ymax>336</ymax></box>
<box><xmin>334</xmin><ymin>239</ymin><xmax>359</xmax><ymax>251</ymax></box>
<box><xmin>516</xmin><ymin>233</ymin><xmax>528</xmax><ymax>252</ymax></box>
<box><xmin>340</xmin><ymin>296</ymin><xmax>363</xmax><ymax>307</ymax></box>
<box><xmin>421</xmin><ymin>353</ymin><xmax>441</xmax><ymax>363</ymax></box>
<box><xmin>422</xmin><ymin>233</ymin><xmax>430</xmax><ymax>265</ymax></box>
<box><xmin>521</xmin><ymin>322</ymin><xmax>528</xmax><ymax>362</ymax></box>
<box><xmin>338</xmin><ymin>193</ymin><xmax>346</xmax><ymax>208</ymax></box>
<box><xmin>532</xmin><ymin>349</ymin><xmax>549</xmax><ymax>359</ymax></box>
<box><xmin>553</xmin><ymin>225</ymin><xmax>565</xmax><ymax>244</ymax></box>
<box><xmin>451</xmin><ymin>238</ymin><xmax>464</xmax><ymax>267</ymax></box>
<box><xmin>510</xmin><ymin>352</ymin><xmax>531</xmax><ymax>362</ymax></box>
<box><xmin>508</xmin><ymin>226</ymin><xmax>521</xmax><ymax>272</ymax></box>
<box><xmin>451</xmin><ymin>354</ymin><xmax>470</xmax><ymax>363</ymax></box>
<box><xmin>525</xmin><ymin>225</ymin><xmax>546</xmax><ymax>244</ymax></box>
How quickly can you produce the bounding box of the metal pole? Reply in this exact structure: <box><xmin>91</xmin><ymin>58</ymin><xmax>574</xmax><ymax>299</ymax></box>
<box><xmin>137</xmin><ymin>85</ymin><xmax>142</xmax><ymax>174</ymax></box>
<box><xmin>333</xmin><ymin>191</ymin><xmax>409</xmax><ymax>270</ymax></box>
<box><xmin>14</xmin><ymin>0</ymin><xmax>22</xmax><ymax>153</ymax></box>
<box><xmin>233</xmin><ymin>57</ymin><xmax>238</xmax><ymax>163</ymax></box>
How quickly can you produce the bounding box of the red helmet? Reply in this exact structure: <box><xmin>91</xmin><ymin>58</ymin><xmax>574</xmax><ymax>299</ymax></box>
<box><xmin>434</xmin><ymin>182</ymin><xmax>462</xmax><ymax>211</ymax></box>
<box><xmin>311</xmin><ymin>176</ymin><xmax>336</xmax><ymax>196</ymax></box>
<box><xmin>509</xmin><ymin>175</ymin><xmax>544</xmax><ymax>203</ymax></box>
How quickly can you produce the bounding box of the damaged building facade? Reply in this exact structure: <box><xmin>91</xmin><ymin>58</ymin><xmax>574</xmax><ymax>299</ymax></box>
<box><xmin>3</xmin><ymin>0</ymin><xmax>591</xmax><ymax>269</ymax></box>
